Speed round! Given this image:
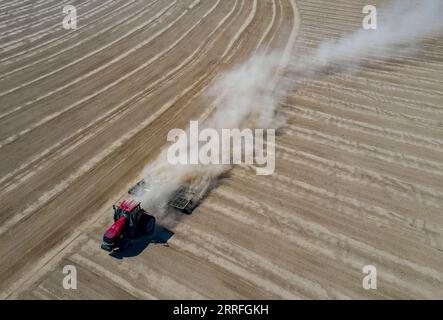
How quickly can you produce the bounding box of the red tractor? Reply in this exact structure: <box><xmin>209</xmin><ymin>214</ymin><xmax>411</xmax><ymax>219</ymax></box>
<box><xmin>101</xmin><ymin>199</ymin><xmax>156</xmax><ymax>252</ymax></box>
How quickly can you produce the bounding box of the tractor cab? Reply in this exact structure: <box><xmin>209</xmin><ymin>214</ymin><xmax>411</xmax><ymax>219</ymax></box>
<box><xmin>113</xmin><ymin>200</ymin><xmax>141</xmax><ymax>222</ymax></box>
<box><xmin>102</xmin><ymin>199</ymin><xmax>156</xmax><ymax>252</ymax></box>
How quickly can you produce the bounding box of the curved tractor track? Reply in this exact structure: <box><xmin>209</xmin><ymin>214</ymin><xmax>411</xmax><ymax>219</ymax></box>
<box><xmin>0</xmin><ymin>0</ymin><xmax>442</xmax><ymax>299</ymax></box>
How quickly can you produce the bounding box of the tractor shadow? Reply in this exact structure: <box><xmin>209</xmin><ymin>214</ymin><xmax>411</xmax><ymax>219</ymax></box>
<box><xmin>109</xmin><ymin>226</ymin><xmax>174</xmax><ymax>259</ymax></box>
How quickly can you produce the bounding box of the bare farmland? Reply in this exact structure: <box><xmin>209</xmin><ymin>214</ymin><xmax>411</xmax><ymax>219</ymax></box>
<box><xmin>0</xmin><ymin>0</ymin><xmax>442</xmax><ymax>299</ymax></box>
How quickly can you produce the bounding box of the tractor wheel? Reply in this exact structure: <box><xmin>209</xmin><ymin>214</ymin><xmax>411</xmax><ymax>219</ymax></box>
<box><xmin>142</xmin><ymin>215</ymin><xmax>156</xmax><ymax>236</ymax></box>
<box><xmin>120</xmin><ymin>236</ymin><xmax>130</xmax><ymax>250</ymax></box>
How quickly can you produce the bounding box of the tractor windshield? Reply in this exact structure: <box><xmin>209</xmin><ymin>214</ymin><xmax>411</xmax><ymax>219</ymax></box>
<box><xmin>114</xmin><ymin>206</ymin><xmax>138</xmax><ymax>218</ymax></box>
<box><xmin>113</xmin><ymin>207</ymin><xmax>131</xmax><ymax>221</ymax></box>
